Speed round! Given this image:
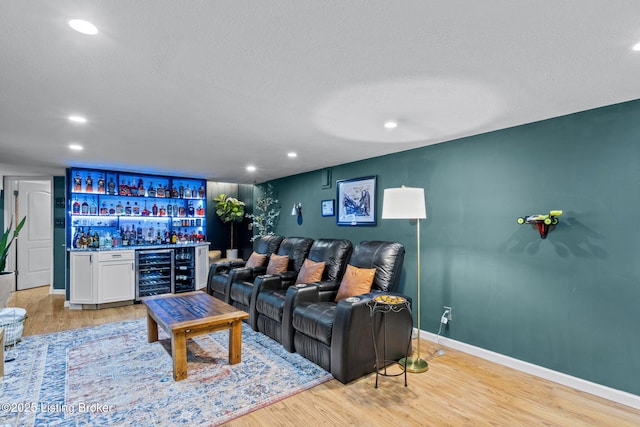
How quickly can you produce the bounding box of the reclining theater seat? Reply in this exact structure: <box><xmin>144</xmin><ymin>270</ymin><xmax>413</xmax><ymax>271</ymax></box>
<box><xmin>228</xmin><ymin>237</ymin><xmax>314</xmax><ymax>313</ymax></box>
<box><xmin>286</xmin><ymin>241</ymin><xmax>409</xmax><ymax>384</ymax></box>
<box><xmin>207</xmin><ymin>235</ymin><xmax>284</xmax><ymax>302</ymax></box>
<box><xmin>251</xmin><ymin>238</ymin><xmax>353</xmax><ymax>342</ymax></box>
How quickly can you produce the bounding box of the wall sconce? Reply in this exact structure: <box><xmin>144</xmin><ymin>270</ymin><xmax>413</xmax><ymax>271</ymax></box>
<box><xmin>291</xmin><ymin>202</ymin><xmax>303</xmax><ymax>225</ymax></box>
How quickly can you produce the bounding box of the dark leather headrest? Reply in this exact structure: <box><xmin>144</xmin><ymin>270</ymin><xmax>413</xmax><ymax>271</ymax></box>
<box><xmin>307</xmin><ymin>239</ymin><xmax>353</xmax><ymax>282</ymax></box>
<box><xmin>254</xmin><ymin>235</ymin><xmax>284</xmax><ymax>255</ymax></box>
<box><xmin>349</xmin><ymin>241</ymin><xmax>405</xmax><ymax>291</ymax></box>
<box><xmin>277</xmin><ymin>237</ymin><xmax>314</xmax><ymax>272</ymax></box>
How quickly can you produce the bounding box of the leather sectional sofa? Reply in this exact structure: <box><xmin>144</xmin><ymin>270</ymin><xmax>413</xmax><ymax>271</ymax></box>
<box><xmin>206</xmin><ymin>236</ymin><xmax>412</xmax><ymax>384</ymax></box>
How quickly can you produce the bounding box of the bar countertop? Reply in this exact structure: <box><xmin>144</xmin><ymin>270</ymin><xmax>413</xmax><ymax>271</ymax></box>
<box><xmin>67</xmin><ymin>242</ymin><xmax>210</xmax><ymax>252</ymax></box>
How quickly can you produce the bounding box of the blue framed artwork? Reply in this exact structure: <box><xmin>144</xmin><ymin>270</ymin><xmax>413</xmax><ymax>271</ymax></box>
<box><xmin>336</xmin><ymin>176</ymin><xmax>376</xmax><ymax>226</ymax></box>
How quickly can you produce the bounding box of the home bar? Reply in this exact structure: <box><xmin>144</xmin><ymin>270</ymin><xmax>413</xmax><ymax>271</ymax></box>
<box><xmin>66</xmin><ymin>168</ymin><xmax>209</xmax><ymax>308</ymax></box>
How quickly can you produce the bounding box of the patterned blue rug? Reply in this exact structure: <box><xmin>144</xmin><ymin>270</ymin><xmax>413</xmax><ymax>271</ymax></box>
<box><xmin>0</xmin><ymin>318</ymin><xmax>332</xmax><ymax>426</ymax></box>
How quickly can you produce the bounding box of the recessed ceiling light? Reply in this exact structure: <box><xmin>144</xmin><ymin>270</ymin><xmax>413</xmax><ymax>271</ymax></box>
<box><xmin>246</xmin><ymin>165</ymin><xmax>256</xmax><ymax>172</ymax></box>
<box><xmin>68</xmin><ymin>115</ymin><xmax>87</xmax><ymax>124</ymax></box>
<box><xmin>287</xmin><ymin>152</ymin><xmax>297</xmax><ymax>158</ymax></box>
<box><xmin>384</xmin><ymin>121</ymin><xmax>398</xmax><ymax>129</ymax></box>
<box><xmin>68</xmin><ymin>19</ymin><xmax>98</xmax><ymax>35</ymax></box>
<box><xmin>68</xmin><ymin>144</ymin><xmax>83</xmax><ymax>151</ymax></box>
<box><xmin>633</xmin><ymin>42</ymin><xmax>640</xmax><ymax>51</ymax></box>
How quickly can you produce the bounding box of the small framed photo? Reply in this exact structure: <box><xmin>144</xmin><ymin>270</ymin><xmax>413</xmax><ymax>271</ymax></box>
<box><xmin>321</xmin><ymin>199</ymin><xmax>335</xmax><ymax>217</ymax></box>
<box><xmin>336</xmin><ymin>176</ymin><xmax>377</xmax><ymax>226</ymax></box>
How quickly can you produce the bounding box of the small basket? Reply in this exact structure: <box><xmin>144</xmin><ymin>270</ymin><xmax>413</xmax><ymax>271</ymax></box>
<box><xmin>0</xmin><ymin>307</ymin><xmax>27</xmax><ymax>347</ymax></box>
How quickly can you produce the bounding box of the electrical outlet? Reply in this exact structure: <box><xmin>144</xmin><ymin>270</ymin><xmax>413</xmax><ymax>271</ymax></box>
<box><xmin>443</xmin><ymin>306</ymin><xmax>452</xmax><ymax>321</ymax></box>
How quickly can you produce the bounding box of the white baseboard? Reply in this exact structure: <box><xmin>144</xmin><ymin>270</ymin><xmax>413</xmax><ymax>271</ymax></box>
<box><xmin>419</xmin><ymin>329</ymin><xmax>640</xmax><ymax>410</ymax></box>
<box><xmin>50</xmin><ymin>288</ymin><xmax>65</xmax><ymax>295</ymax></box>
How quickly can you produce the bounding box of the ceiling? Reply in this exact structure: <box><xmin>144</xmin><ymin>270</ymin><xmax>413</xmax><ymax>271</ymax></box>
<box><xmin>2</xmin><ymin>1</ymin><xmax>640</xmax><ymax>184</ymax></box>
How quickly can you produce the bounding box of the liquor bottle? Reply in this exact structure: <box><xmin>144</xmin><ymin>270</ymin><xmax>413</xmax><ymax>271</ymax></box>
<box><xmin>89</xmin><ymin>198</ymin><xmax>98</xmax><ymax>215</ymax></box>
<box><xmin>73</xmin><ymin>172</ymin><xmax>82</xmax><ymax>192</ymax></box>
<box><xmin>122</xmin><ymin>227</ymin><xmax>129</xmax><ymax>246</ymax></box>
<box><xmin>159</xmin><ymin>204</ymin><xmax>166</xmax><ymax>216</ymax></box>
<box><xmin>185</xmin><ymin>184</ymin><xmax>191</xmax><ymax>198</ymax></box>
<box><xmin>107</xmin><ymin>177</ymin><xmax>116</xmax><ymax>195</ymax></box>
<box><xmin>171</xmin><ymin>229</ymin><xmax>177</xmax><ymax>244</ymax></box>
<box><xmin>138</xmin><ymin>179</ymin><xmax>145</xmax><ymax>197</ymax></box>
<box><xmin>72</xmin><ymin>197</ymin><xmax>81</xmax><ymax>214</ymax></box>
<box><xmin>172</xmin><ymin>185</ymin><xmax>179</xmax><ymax>198</ymax></box>
<box><xmin>97</xmin><ymin>174</ymin><xmax>105</xmax><ymax>193</ymax></box>
<box><xmin>148</xmin><ymin>223</ymin><xmax>154</xmax><ymax>243</ymax></box>
<box><xmin>191</xmin><ymin>186</ymin><xmax>197</xmax><ymax>198</ymax></box>
<box><xmin>104</xmin><ymin>232</ymin><xmax>112</xmax><ymax>249</ymax></box>
<box><xmin>108</xmin><ymin>204</ymin><xmax>116</xmax><ymax>215</ymax></box>
<box><xmin>141</xmin><ymin>201</ymin><xmax>150</xmax><ymax>217</ymax></box>
<box><xmin>179</xmin><ymin>204</ymin><xmax>186</xmax><ymax>217</ymax></box>
<box><xmin>133</xmin><ymin>201</ymin><xmax>140</xmax><ymax>216</ymax></box>
<box><xmin>99</xmin><ymin>202</ymin><xmax>108</xmax><ymax>215</ymax></box>
<box><xmin>85</xmin><ymin>173</ymin><xmax>93</xmax><ymax>193</ymax></box>
<box><xmin>187</xmin><ymin>201</ymin><xmax>195</xmax><ymax>217</ymax></box>
<box><xmin>173</xmin><ymin>203</ymin><xmax>180</xmax><ymax>216</ymax></box>
<box><xmin>148</xmin><ymin>182</ymin><xmax>156</xmax><ymax>198</ymax></box>
<box><xmin>156</xmin><ymin>183</ymin><xmax>165</xmax><ymax>198</ymax></box>
<box><xmin>130</xmin><ymin>181</ymin><xmax>138</xmax><ymax>196</ymax></box>
<box><xmin>125</xmin><ymin>201</ymin><xmax>132</xmax><ymax>216</ymax></box>
<box><xmin>152</xmin><ymin>202</ymin><xmax>158</xmax><ymax>216</ymax></box>
<box><xmin>119</xmin><ymin>181</ymin><xmax>128</xmax><ymax>196</ymax></box>
<box><xmin>166</xmin><ymin>203</ymin><xmax>173</xmax><ymax>216</ymax></box>
<box><xmin>136</xmin><ymin>223</ymin><xmax>143</xmax><ymax>244</ymax></box>
<box><xmin>116</xmin><ymin>200</ymin><xmax>124</xmax><ymax>215</ymax></box>
<box><xmin>73</xmin><ymin>226</ymin><xmax>82</xmax><ymax>248</ymax></box>
<box><xmin>198</xmin><ymin>184</ymin><xmax>205</xmax><ymax>199</ymax></box>
<box><xmin>81</xmin><ymin>197</ymin><xmax>89</xmax><ymax>214</ymax></box>
<box><xmin>179</xmin><ymin>183</ymin><xmax>184</xmax><ymax>198</ymax></box>
<box><xmin>196</xmin><ymin>203</ymin><xmax>204</xmax><ymax>216</ymax></box>
<box><xmin>164</xmin><ymin>185</ymin><xmax>171</xmax><ymax>198</ymax></box>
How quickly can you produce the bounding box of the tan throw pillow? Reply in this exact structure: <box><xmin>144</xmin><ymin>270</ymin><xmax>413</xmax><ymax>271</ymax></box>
<box><xmin>295</xmin><ymin>259</ymin><xmax>326</xmax><ymax>285</ymax></box>
<box><xmin>266</xmin><ymin>254</ymin><xmax>289</xmax><ymax>274</ymax></box>
<box><xmin>245</xmin><ymin>252</ymin><xmax>267</xmax><ymax>268</ymax></box>
<box><xmin>335</xmin><ymin>265</ymin><xmax>376</xmax><ymax>302</ymax></box>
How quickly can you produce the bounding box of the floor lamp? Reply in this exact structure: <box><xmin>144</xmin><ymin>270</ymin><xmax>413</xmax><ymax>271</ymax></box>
<box><xmin>381</xmin><ymin>186</ymin><xmax>428</xmax><ymax>373</ymax></box>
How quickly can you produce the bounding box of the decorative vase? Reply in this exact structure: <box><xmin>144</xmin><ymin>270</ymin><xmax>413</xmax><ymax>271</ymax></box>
<box><xmin>226</xmin><ymin>249</ymin><xmax>238</xmax><ymax>260</ymax></box>
<box><xmin>0</xmin><ymin>271</ymin><xmax>16</xmax><ymax>308</ymax></box>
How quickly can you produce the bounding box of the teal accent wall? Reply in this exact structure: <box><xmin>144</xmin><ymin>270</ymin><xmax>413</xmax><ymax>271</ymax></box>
<box><xmin>53</xmin><ymin>176</ymin><xmax>66</xmax><ymax>290</ymax></box>
<box><xmin>266</xmin><ymin>99</ymin><xmax>640</xmax><ymax>395</ymax></box>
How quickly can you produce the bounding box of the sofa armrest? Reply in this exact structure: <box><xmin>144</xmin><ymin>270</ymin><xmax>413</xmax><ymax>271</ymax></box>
<box><xmin>281</xmin><ymin>283</ymin><xmax>321</xmax><ymax>352</ymax></box>
<box><xmin>330</xmin><ymin>292</ymin><xmax>413</xmax><ymax>384</ymax></box>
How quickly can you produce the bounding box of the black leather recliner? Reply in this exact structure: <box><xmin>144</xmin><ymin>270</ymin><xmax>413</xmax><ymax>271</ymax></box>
<box><xmin>283</xmin><ymin>241</ymin><xmax>409</xmax><ymax>384</ymax></box>
<box><xmin>228</xmin><ymin>236</ymin><xmax>314</xmax><ymax>313</ymax></box>
<box><xmin>207</xmin><ymin>235</ymin><xmax>284</xmax><ymax>302</ymax></box>
<box><xmin>250</xmin><ymin>238</ymin><xmax>353</xmax><ymax>342</ymax></box>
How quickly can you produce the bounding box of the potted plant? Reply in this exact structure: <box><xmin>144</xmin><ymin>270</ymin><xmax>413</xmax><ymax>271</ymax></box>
<box><xmin>213</xmin><ymin>194</ymin><xmax>245</xmax><ymax>259</ymax></box>
<box><xmin>1</xmin><ymin>216</ymin><xmax>26</xmax><ymax>307</ymax></box>
<box><xmin>246</xmin><ymin>184</ymin><xmax>280</xmax><ymax>242</ymax></box>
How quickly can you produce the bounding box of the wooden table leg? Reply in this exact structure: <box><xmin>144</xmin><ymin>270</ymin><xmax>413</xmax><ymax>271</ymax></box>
<box><xmin>147</xmin><ymin>313</ymin><xmax>158</xmax><ymax>343</ymax></box>
<box><xmin>228</xmin><ymin>320</ymin><xmax>243</xmax><ymax>365</ymax></box>
<box><xmin>172</xmin><ymin>331</ymin><xmax>187</xmax><ymax>381</ymax></box>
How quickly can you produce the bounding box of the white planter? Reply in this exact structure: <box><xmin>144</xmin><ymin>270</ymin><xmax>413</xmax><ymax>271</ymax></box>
<box><xmin>225</xmin><ymin>249</ymin><xmax>238</xmax><ymax>260</ymax></box>
<box><xmin>0</xmin><ymin>271</ymin><xmax>16</xmax><ymax>309</ymax></box>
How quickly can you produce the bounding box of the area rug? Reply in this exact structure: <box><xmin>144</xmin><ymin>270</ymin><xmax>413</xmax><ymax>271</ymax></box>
<box><xmin>0</xmin><ymin>318</ymin><xmax>332</xmax><ymax>426</ymax></box>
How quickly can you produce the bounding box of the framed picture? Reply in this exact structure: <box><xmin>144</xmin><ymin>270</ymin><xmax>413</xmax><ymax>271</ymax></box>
<box><xmin>321</xmin><ymin>199</ymin><xmax>335</xmax><ymax>217</ymax></box>
<box><xmin>336</xmin><ymin>176</ymin><xmax>377</xmax><ymax>226</ymax></box>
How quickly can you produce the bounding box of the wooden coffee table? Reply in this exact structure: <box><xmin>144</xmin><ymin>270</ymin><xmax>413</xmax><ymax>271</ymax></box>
<box><xmin>142</xmin><ymin>291</ymin><xmax>249</xmax><ymax>381</ymax></box>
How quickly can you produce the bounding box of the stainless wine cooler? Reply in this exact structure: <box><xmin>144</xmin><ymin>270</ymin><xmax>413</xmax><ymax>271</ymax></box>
<box><xmin>174</xmin><ymin>247</ymin><xmax>196</xmax><ymax>294</ymax></box>
<box><xmin>135</xmin><ymin>249</ymin><xmax>175</xmax><ymax>300</ymax></box>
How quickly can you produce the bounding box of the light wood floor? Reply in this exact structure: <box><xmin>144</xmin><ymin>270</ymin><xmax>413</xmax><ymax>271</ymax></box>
<box><xmin>7</xmin><ymin>286</ymin><xmax>640</xmax><ymax>426</ymax></box>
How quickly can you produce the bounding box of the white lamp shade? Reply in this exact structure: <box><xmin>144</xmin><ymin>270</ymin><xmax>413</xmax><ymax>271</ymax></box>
<box><xmin>381</xmin><ymin>186</ymin><xmax>426</xmax><ymax>219</ymax></box>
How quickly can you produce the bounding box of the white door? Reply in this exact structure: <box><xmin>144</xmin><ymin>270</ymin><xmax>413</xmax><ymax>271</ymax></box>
<box><xmin>16</xmin><ymin>180</ymin><xmax>52</xmax><ymax>290</ymax></box>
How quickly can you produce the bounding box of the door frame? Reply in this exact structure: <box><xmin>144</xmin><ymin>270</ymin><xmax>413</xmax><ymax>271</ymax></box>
<box><xmin>3</xmin><ymin>176</ymin><xmax>54</xmax><ymax>293</ymax></box>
